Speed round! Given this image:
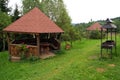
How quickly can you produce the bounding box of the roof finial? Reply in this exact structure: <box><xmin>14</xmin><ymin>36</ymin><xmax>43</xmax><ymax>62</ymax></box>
<box><xmin>106</xmin><ymin>18</ymin><xmax>113</xmax><ymax>23</ymax></box>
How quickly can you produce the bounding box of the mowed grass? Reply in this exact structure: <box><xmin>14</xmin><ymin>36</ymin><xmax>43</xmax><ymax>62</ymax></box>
<box><xmin>0</xmin><ymin>36</ymin><xmax>120</xmax><ymax>80</ymax></box>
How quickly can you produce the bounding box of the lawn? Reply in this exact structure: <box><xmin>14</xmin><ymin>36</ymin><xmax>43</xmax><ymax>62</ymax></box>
<box><xmin>0</xmin><ymin>36</ymin><xmax>120</xmax><ymax>80</ymax></box>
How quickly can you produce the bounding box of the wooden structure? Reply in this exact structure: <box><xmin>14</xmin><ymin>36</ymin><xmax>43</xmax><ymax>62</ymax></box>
<box><xmin>86</xmin><ymin>22</ymin><xmax>106</xmax><ymax>38</ymax></box>
<box><xmin>3</xmin><ymin>7</ymin><xmax>64</xmax><ymax>60</ymax></box>
<box><xmin>101</xmin><ymin>18</ymin><xmax>117</xmax><ymax>58</ymax></box>
<box><xmin>86</xmin><ymin>22</ymin><xmax>106</xmax><ymax>31</ymax></box>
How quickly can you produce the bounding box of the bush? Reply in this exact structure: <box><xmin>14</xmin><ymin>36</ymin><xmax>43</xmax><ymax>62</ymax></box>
<box><xmin>28</xmin><ymin>53</ymin><xmax>39</xmax><ymax>61</ymax></box>
<box><xmin>89</xmin><ymin>30</ymin><xmax>105</xmax><ymax>39</ymax></box>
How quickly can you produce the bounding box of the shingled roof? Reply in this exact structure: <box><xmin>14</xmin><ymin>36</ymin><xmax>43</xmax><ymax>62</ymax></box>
<box><xmin>86</xmin><ymin>22</ymin><xmax>106</xmax><ymax>31</ymax></box>
<box><xmin>3</xmin><ymin>7</ymin><xmax>64</xmax><ymax>33</ymax></box>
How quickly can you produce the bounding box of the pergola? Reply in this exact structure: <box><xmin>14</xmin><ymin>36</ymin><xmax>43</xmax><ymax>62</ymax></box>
<box><xmin>3</xmin><ymin>7</ymin><xmax>64</xmax><ymax>60</ymax></box>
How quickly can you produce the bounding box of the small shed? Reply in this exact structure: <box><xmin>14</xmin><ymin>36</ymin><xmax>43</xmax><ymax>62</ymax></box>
<box><xmin>3</xmin><ymin>7</ymin><xmax>64</xmax><ymax>60</ymax></box>
<box><xmin>86</xmin><ymin>22</ymin><xmax>106</xmax><ymax>31</ymax></box>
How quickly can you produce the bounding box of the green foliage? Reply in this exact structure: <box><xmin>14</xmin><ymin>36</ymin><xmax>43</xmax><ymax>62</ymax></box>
<box><xmin>89</xmin><ymin>30</ymin><xmax>102</xmax><ymax>39</ymax></box>
<box><xmin>74</xmin><ymin>22</ymin><xmax>95</xmax><ymax>38</ymax></box>
<box><xmin>0</xmin><ymin>12</ymin><xmax>11</xmax><ymax>51</ymax></box>
<box><xmin>0</xmin><ymin>0</ymin><xmax>10</xmax><ymax>13</ymax></box>
<box><xmin>22</xmin><ymin>0</ymin><xmax>41</xmax><ymax>14</ymax></box>
<box><xmin>16</xmin><ymin>44</ymin><xmax>29</xmax><ymax>59</ymax></box>
<box><xmin>44</xmin><ymin>0</ymin><xmax>72</xmax><ymax>31</ymax></box>
<box><xmin>68</xmin><ymin>27</ymin><xmax>81</xmax><ymax>41</ymax></box>
<box><xmin>11</xmin><ymin>5</ymin><xmax>20</xmax><ymax>22</ymax></box>
<box><xmin>112</xmin><ymin>17</ymin><xmax>120</xmax><ymax>32</ymax></box>
<box><xmin>0</xmin><ymin>12</ymin><xmax>11</xmax><ymax>30</ymax></box>
<box><xmin>62</xmin><ymin>27</ymin><xmax>81</xmax><ymax>47</ymax></box>
<box><xmin>28</xmin><ymin>53</ymin><xmax>39</xmax><ymax>62</ymax></box>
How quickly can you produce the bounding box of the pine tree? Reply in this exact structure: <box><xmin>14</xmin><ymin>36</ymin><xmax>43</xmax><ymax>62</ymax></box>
<box><xmin>12</xmin><ymin>4</ymin><xmax>20</xmax><ymax>22</ymax></box>
<box><xmin>0</xmin><ymin>0</ymin><xmax>10</xmax><ymax>13</ymax></box>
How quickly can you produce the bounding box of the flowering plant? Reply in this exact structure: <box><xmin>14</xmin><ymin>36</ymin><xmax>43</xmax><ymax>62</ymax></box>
<box><xmin>16</xmin><ymin>43</ymin><xmax>30</xmax><ymax>59</ymax></box>
<box><xmin>19</xmin><ymin>44</ymin><xmax>29</xmax><ymax>52</ymax></box>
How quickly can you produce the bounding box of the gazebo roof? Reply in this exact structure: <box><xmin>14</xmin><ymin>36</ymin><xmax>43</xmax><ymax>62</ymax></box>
<box><xmin>102</xmin><ymin>19</ymin><xmax>117</xmax><ymax>29</ymax></box>
<box><xmin>3</xmin><ymin>7</ymin><xmax>64</xmax><ymax>33</ymax></box>
<box><xmin>86</xmin><ymin>22</ymin><xmax>106</xmax><ymax>31</ymax></box>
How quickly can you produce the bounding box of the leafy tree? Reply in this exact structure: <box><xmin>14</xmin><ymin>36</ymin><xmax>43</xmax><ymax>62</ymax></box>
<box><xmin>0</xmin><ymin>0</ymin><xmax>11</xmax><ymax>51</ymax></box>
<box><xmin>0</xmin><ymin>12</ymin><xmax>11</xmax><ymax>51</ymax></box>
<box><xmin>112</xmin><ymin>17</ymin><xmax>120</xmax><ymax>32</ymax></box>
<box><xmin>22</xmin><ymin>0</ymin><xmax>41</xmax><ymax>14</ymax></box>
<box><xmin>12</xmin><ymin>4</ymin><xmax>20</xmax><ymax>22</ymax></box>
<box><xmin>41</xmin><ymin>0</ymin><xmax>71</xmax><ymax>30</ymax></box>
<box><xmin>0</xmin><ymin>0</ymin><xmax>10</xmax><ymax>13</ymax></box>
<box><xmin>0</xmin><ymin>12</ymin><xmax>11</xmax><ymax>30</ymax></box>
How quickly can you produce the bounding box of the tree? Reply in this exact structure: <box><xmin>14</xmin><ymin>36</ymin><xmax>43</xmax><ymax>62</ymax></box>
<box><xmin>41</xmin><ymin>0</ymin><xmax>76</xmax><ymax>45</ymax></box>
<box><xmin>22</xmin><ymin>0</ymin><xmax>41</xmax><ymax>14</ymax></box>
<box><xmin>41</xmin><ymin>0</ymin><xmax>71</xmax><ymax>30</ymax></box>
<box><xmin>0</xmin><ymin>12</ymin><xmax>11</xmax><ymax>51</ymax></box>
<box><xmin>0</xmin><ymin>12</ymin><xmax>11</xmax><ymax>30</ymax></box>
<box><xmin>0</xmin><ymin>0</ymin><xmax>10</xmax><ymax>13</ymax></box>
<box><xmin>12</xmin><ymin>4</ymin><xmax>20</xmax><ymax>22</ymax></box>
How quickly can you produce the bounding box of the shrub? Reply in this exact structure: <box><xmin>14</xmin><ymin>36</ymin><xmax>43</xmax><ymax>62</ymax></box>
<box><xmin>16</xmin><ymin>44</ymin><xmax>30</xmax><ymax>59</ymax></box>
<box><xmin>28</xmin><ymin>53</ymin><xmax>39</xmax><ymax>61</ymax></box>
<box><xmin>89</xmin><ymin>30</ymin><xmax>105</xmax><ymax>39</ymax></box>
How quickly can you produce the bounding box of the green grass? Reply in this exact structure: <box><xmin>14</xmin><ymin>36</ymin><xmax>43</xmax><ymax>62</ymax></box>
<box><xmin>0</xmin><ymin>37</ymin><xmax>120</xmax><ymax>80</ymax></box>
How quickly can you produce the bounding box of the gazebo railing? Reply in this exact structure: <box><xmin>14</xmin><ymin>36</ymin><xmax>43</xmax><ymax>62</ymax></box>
<box><xmin>9</xmin><ymin>44</ymin><xmax>39</xmax><ymax>57</ymax></box>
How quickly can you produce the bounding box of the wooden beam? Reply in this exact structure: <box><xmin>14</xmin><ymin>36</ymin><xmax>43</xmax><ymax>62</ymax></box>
<box><xmin>100</xmin><ymin>28</ymin><xmax>103</xmax><ymax>58</ymax></box>
<box><xmin>6</xmin><ymin>33</ymin><xmax>11</xmax><ymax>60</ymax></box>
<box><xmin>36</xmin><ymin>34</ymin><xmax>40</xmax><ymax>56</ymax></box>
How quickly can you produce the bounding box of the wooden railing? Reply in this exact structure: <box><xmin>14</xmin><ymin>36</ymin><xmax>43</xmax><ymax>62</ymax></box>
<box><xmin>9</xmin><ymin>44</ymin><xmax>39</xmax><ymax>57</ymax></box>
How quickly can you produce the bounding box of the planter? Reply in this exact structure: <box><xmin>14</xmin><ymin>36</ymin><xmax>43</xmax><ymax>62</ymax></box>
<box><xmin>10</xmin><ymin>56</ymin><xmax>21</xmax><ymax>62</ymax></box>
<box><xmin>65</xmin><ymin>44</ymin><xmax>71</xmax><ymax>50</ymax></box>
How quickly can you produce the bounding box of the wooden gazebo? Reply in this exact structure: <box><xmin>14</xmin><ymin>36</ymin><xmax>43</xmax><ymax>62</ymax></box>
<box><xmin>86</xmin><ymin>22</ymin><xmax>106</xmax><ymax>38</ymax></box>
<box><xmin>86</xmin><ymin>22</ymin><xmax>106</xmax><ymax>31</ymax></box>
<box><xmin>3</xmin><ymin>7</ymin><xmax>64</xmax><ymax>60</ymax></box>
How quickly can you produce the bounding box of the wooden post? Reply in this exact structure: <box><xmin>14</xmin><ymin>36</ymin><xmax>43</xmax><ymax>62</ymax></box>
<box><xmin>36</xmin><ymin>34</ymin><xmax>40</xmax><ymax>56</ymax></box>
<box><xmin>115</xmin><ymin>29</ymin><xmax>117</xmax><ymax>56</ymax></box>
<box><xmin>107</xmin><ymin>29</ymin><xmax>108</xmax><ymax>53</ymax></box>
<box><xmin>107</xmin><ymin>29</ymin><xmax>108</xmax><ymax>40</ymax></box>
<box><xmin>100</xmin><ymin>28</ymin><xmax>103</xmax><ymax>58</ymax></box>
<box><xmin>111</xmin><ymin>28</ymin><xmax>112</xmax><ymax>41</ymax></box>
<box><xmin>6</xmin><ymin>33</ymin><xmax>11</xmax><ymax>60</ymax></box>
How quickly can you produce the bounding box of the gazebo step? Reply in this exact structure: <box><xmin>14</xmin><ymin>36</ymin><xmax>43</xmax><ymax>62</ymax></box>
<box><xmin>39</xmin><ymin>52</ymin><xmax>55</xmax><ymax>59</ymax></box>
